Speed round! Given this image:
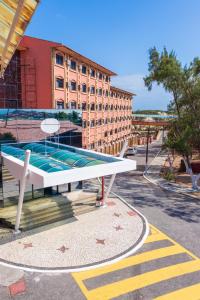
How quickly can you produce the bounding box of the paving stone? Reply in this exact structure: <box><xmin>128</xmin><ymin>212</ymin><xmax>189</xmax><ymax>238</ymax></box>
<box><xmin>0</xmin><ymin>286</ymin><xmax>11</xmax><ymax>300</ymax></box>
<box><xmin>0</xmin><ymin>265</ymin><xmax>24</xmax><ymax>286</ymax></box>
<box><xmin>9</xmin><ymin>278</ymin><xmax>26</xmax><ymax>297</ymax></box>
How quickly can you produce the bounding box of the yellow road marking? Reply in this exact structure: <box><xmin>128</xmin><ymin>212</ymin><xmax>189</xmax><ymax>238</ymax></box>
<box><xmin>144</xmin><ymin>232</ymin><xmax>165</xmax><ymax>243</ymax></box>
<box><xmin>72</xmin><ymin>225</ymin><xmax>200</xmax><ymax>300</ymax></box>
<box><xmin>72</xmin><ymin>245</ymin><xmax>184</xmax><ymax>281</ymax></box>
<box><xmin>150</xmin><ymin>227</ymin><xmax>159</xmax><ymax>235</ymax></box>
<box><xmin>150</xmin><ymin>225</ymin><xmax>199</xmax><ymax>260</ymax></box>
<box><xmin>82</xmin><ymin>260</ymin><xmax>200</xmax><ymax>300</ymax></box>
<box><xmin>154</xmin><ymin>282</ymin><xmax>200</xmax><ymax>300</ymax></box>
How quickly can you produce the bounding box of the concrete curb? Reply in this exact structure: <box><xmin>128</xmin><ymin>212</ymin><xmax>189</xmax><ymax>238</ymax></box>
<box><xmin>143</xmin><ymin>153</ymin><xmax>200</xmax><ymax>200</ymax></box>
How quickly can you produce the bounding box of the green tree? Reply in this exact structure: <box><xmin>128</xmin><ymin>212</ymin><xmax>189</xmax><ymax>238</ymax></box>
<box><xmin>144</xmin><ymin>47</ymin><xmax>200</xmax><ymax>189</ymax></box>
<box><xmin>0</xmin><ymin>132</ymin><xmax>16</xmax><ymax>144</ymax></box>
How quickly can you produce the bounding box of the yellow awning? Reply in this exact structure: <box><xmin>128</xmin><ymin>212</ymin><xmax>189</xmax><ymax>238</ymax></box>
<box><xmin>0</xmin><ymin>0</ymin><xmax>39</xmax><ymax>77</ymax></box>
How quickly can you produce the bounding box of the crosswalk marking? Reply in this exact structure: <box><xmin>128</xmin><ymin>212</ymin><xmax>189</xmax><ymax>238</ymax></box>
<box><xmin>72</xmin><ymin>225</ymin><xmax>200</xmax><ymax>300</ymax></box>
<box><xmin>154</xmin><ymin>282</ymin><xmax>200</xmax><ymax>300</ymax></box>
<box><xmin>73</xmin><ymin>245</ymin><xmax>184</xmax><ymax>281</ymax></box>
<box><xmin>80</xmin><ymin>261</ymin><xmax>200</xmax><ymax>300</ymax></box>
<box><xmin>149</xmin><ymin>225</ymin><xmax>199</xmax><ymax>260</ymax></box>
<box><xmin>144</xmin><ymin>232</ymin><xmax>165</xmax><ymax>243</ymax></box>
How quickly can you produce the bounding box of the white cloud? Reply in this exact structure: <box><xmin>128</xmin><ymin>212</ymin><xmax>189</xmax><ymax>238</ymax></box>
<box><xmin>111</xmin><ymin>74</ymin><xmax>171</xmax><ymax>111</ymax></box>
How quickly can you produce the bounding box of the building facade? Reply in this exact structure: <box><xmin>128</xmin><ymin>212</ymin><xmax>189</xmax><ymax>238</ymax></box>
<box><xmin>0</xmin><ymin>36</ymin><xmax>135</xmax><ymax>154</ymax></box>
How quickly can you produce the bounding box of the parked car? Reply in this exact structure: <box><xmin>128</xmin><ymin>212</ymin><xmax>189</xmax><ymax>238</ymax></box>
<box><xmin>125</xmin><ymin>147</ymin><xmax>138</xmax><ymax>156</ymax></box>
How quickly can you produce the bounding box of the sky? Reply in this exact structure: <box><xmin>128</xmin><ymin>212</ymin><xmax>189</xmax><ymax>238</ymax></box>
<box><xmin>26</xmin><ymin>0</ymin><xmax>200</xmax><ymax>111</ymax></box>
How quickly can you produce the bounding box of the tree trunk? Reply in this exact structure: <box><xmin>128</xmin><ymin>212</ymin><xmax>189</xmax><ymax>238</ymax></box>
<box><xmin>183</xmin><ymin>156</ymin><xmax>200</xmax><ymax>190</ymax></box>
<box><xmin>167</xmin><ymin>153</ymin><xmax>174</xmax><ymax>172</ymax></box>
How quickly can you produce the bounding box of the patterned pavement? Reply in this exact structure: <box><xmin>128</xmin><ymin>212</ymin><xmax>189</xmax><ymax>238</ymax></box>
<box><xmin>0</xmin><ymin>197</ymin><xmax>147</xmax><ymax>271</ymax></box>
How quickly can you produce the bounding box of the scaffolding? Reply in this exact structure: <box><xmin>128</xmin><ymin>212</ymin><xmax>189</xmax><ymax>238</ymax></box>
<box><xmin>0</xmin><ymin>50</ymin><xmax>37</xmax><ymax>109</ymax></box>
<box><xmin>0</xmin><ymin>50</ymin><xmax>21</xmax><ymax>108</ymax></box>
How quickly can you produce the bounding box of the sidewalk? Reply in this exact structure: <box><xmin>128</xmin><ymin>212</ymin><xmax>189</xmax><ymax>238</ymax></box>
<box><xmin>144</xmin><ymin>151</ymin><xmax>200</xmax><ymax>198</ymax></box>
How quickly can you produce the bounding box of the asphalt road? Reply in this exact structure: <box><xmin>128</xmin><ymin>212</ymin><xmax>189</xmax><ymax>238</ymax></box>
<box><xmin>1</xmin><ymin>141</ymin><xmax>200</xmax><ymax>299</ymax></box>
<box><xmin>112</xmin><ymin>141</ymin><xmax>200</xmax><ymax>258</ymax></box>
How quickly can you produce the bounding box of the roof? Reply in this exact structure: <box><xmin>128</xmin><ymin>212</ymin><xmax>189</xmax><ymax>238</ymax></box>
<box><xmin>0</xmin><ymin>119</ymin><xmax>82</xmax><ymax>142</ymax></box>
<box><xmin>55</xmin><ymin>45</ymin><xmax>117</xmax><ymax>76</ymax></box>
<box><xmin>1</xmin><ymin>141</ymin><xmax>136</xmax><ymax>187</ymax></box>
<box><xmin>111</xmin><ymin>86</ymin><xmax>136</xmax><ymax>96</ymax></box>
<box><xmin>21</xmin><ymin>35</ymin><xmax>117</xmax><ymax>76</ymax></box>
<box><xmin>0</xmin><ymin>0</ymin><xmax>39</xmax><ymax>77</ymax></box>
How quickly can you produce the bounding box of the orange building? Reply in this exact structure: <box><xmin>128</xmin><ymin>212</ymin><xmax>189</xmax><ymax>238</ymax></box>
<box><xmin>0</xmin><ymin>36</ymin><xmax>135</xmax><ymax>154</ymax></box>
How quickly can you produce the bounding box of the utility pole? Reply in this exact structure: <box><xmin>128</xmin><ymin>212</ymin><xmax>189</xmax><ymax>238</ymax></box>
<box><xmin>145</xmin><ymin>126</ymin><xmax>150</xmax><ymax>174</ymax></box>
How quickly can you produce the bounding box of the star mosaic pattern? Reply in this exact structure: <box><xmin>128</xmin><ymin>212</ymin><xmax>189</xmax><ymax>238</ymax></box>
<box><xmin>96</xmin><ymin>239</ymin><xmax>105</xmax><ymax>245</ymax></box>
<box><xmin>23</xmin><ymin>243</ymin><xmax>33</xmax><ymax>249</ymax></box>
<box><xmin>114</xmin><ymin>225</ymin><xmax>123</xmax><ymax>231</ymax></box>
<box><xmin>57</xmin><ymin>245</ymin><xmax>69</xmax><ymax>253</ymax></box>
<box><xmin>127</xmin><ymin>210</ymin><xmax>138</xmax><ymax>216</ymax></box>
<box><xmin>113</xmin><ymin>212</ymin><xmax>121</xmax><ymax>217</ymax></box>
<box><xmin>106</xmin><ymin>201</ymin><xmax>116</xmax><ymax>206</ymax></box>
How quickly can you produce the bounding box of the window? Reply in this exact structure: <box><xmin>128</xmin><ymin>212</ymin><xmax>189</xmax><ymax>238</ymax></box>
<box><xmin>70</xmin><ymin>60</ymin><xmax>77</xmax><ymax>70</ymax></box>
<box><xmin>98</xmin><ymin>119</ymin><xmax>102</xmax><ymax>126</ymax></box>
<box><xmin>56</xmin><ymin>101</ymin><xmax>64</xmax><ymax>109</ymax></box>
<box><xmin>56</xmin><ymin>54</ymin><xmax>64</xmax><ymax>65</ymax></box>
<box><xmin>90</xmin><ymin>103</ymin><xmax>95</xmax><ymax>111</ymax></box>
<box><xmin>90</xmin><ymin>69</ymin><xmax>95</xmax><ymax>77</ymax></box>
<box><xmin>105</xmin><ymin>104</ymin><xmax>108</xmax><ymax>111</ymax></box>
<box><xmin>105</xmin><ymin>75</ymin><xmax>109</xmax><ymax>82</ymax></box>
<box><xmin>105</xmin><ymin>90</ymin><xmax>109</xmax><ymax>97</ymax></box>
<box><xmin>99</xmin><ymin>73</ymin><xmax>103</xmax><ymax>80</ymax></box>
<box><xmin>104</xmin><ymin>131</ymin><xmax>108</xmax><ymax>137</ymax></box>
<box><xmin>82</xmin><ymin>83</ymin><xmax>87</xmax><ymax>93</ymax></box>
<box><xmin>90</xmin><ymin>120</ymin><xmax>95</xmax><ymax>127</ymax></box>
<box><xmin>70</xmin><ymin>101</ymin><xmax>77</xmax><ymax>109</ymax></box>
<box><xmin>82</xmin><ymin>65</ymin><xmax>87</xmax><ymax>74</ymax></box>
<box><xmin>90</xmin><ymin>86</ymin><xmax>95</xmax><ymax>94</ymax></box>
<box><xmin>82</xmin><ymin>102</ymin><xmax>87</xmax><ymax>110</ymax></box>
<box><xmin>56</xmin><ymin>77</ymin><xmax>64</xmax><ymax>89</ymax></box>
<box><xmin>98</xmin><ymin>88</ymin><xmax>102</xmax><ymax>96</ymax></box>
<box><xmin>98</xmin><ymin>103</ymin><xmax>102</xmax><ymax>111</ymax></box>
<box><xmin>70</xmin><ymin>81</ymin><xmax>77</xmax><ymax>91</ymax></box>
<box><xmin>82</xmin><ymin>120</ymin><xmax>87</xmax><ymax>128</ymax></box>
